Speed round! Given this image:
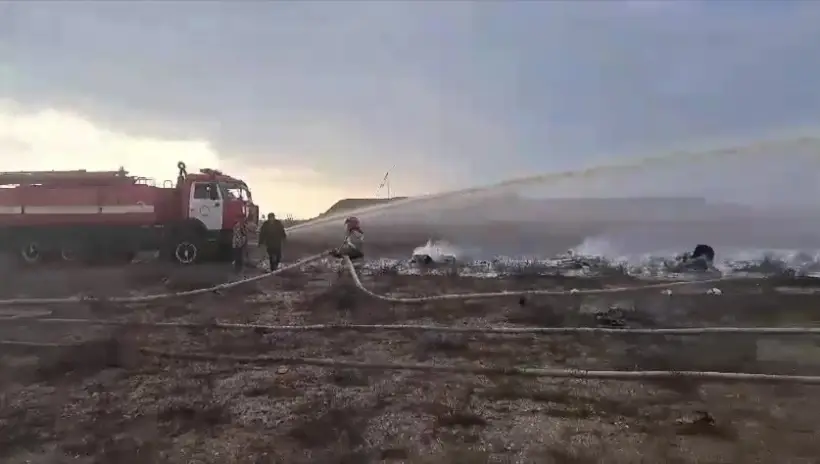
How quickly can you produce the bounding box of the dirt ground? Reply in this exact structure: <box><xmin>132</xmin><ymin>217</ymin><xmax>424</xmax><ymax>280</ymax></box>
<box><xmin>2</xmin><ymin>245</ymin><xmax>820</xmax><ymax>463</ymax></box>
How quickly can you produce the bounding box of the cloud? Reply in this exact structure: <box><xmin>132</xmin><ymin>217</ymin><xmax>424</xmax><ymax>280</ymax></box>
<box><xmin>0</xmin><ymin>102</ymin><xmax>354</xmax><ymax>217</ymax></box>
<box><xmin>0</xmin><ymin>100</ymin><xmax>217</xmax><ymax>174</ymax></box>
<box><xmin>2</xmin><ymin>0</ymin><xmax>820</xmax><ymax>211</ymax></box>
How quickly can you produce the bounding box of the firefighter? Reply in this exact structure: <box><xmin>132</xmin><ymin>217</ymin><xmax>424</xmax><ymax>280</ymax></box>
<box><xmin>330</xmin><ymin>216</ymin><xmax>364</xmax><ymax>261</ymax></box>
<box><xmin>330</xmin><ymin>217</ymin><xmax>365</xmax><ymax>314</ymax></box>
<box><xmin>232</xmin><ymin>217</ymin><xmax>249</xmax><ymax>273</ymax></box>
<box><xmin>259</xmin><ymin>212</ymin><xmax>287</xmax><ymax>272</ymax></box>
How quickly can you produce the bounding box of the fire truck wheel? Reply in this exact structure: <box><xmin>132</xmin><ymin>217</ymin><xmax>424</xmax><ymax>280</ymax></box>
<box><xmin>20</xmin><ymin>242</ymin><xmax>41</xmax><ymax>264</ymax></box>
<box><xmin>60</xmin><ymin>245</ymin><xmax>78</xmax><ymax>262</ymax></box>
<box><xmin>174</xmin><ymin>241</ymin><xmax>199</xmax><ymax>265</ymax></box>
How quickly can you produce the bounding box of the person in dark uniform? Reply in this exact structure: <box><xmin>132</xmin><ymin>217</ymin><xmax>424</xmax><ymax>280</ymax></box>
<box><xmin>258</xmin><ymin>212</ymin><xmax>287</xmax><ymax>272</ymax></box>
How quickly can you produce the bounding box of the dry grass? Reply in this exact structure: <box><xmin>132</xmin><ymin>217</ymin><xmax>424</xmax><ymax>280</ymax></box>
<box><xmin>1</xmin><ymin>257</ymin><xmax>820</xmax><ymax>463</ymax></box>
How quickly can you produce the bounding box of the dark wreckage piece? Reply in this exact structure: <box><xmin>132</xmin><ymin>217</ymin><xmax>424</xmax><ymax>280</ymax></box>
<box><xmin>673</xmin><ymin>244</ymin><xmax>716</xmax><ymax>272</ymax></box>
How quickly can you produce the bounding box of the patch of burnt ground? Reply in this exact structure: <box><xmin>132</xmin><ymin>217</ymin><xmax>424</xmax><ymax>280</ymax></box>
<box><xmin>1</xmin><ymin>267</ymin><xmax>820</xmax><ymax>462</ymax></box>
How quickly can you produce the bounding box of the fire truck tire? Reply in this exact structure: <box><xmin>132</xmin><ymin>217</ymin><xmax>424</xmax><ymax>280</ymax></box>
<box><xmin>20</xmin><ymin>242</ymin><xmax>41</xmax><ymax>264</ymax></box>
<box><xmin>60</xmin><ymin>244</ymin><xmax>79</xmax><ymax>262</ymax></box>
<box><xmin>174</xmin><ymin>240</ymin><xmax>199</xmax><ymax>265</ymax></box>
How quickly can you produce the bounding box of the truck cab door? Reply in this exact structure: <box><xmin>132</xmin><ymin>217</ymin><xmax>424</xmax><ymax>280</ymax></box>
<box><xmin>189</xmin><ymin>182</ymin><xmax>223</xmax><ymax>231</ymax></box>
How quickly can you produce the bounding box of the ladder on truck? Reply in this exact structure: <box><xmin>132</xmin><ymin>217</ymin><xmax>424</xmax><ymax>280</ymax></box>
<box><xmin>0</xmin><ymin>168</ymin><xmax>142</xmax><ymax>187</ymax></box>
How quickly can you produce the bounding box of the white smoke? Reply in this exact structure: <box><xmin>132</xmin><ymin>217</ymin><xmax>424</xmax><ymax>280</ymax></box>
<box><xmin>412</xmin><ymin>240</ymin><xmax>461</xmax><ymax>262</ymax></box>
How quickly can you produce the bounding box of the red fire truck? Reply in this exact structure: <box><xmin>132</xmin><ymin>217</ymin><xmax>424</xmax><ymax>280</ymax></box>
<box><xmin>0</xmin><ymin>161</ymin><xmax>259</xmax><ymax>265</ymax></box>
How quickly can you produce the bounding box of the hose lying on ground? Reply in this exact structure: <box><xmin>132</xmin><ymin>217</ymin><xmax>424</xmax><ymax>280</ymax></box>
<box><xmin>4</xmin><ymin>255</ymin><xmax>820</xmax><ymax>386</ymax></box>
<box><xmin>0</xmin><ymin>252</ymin><xmax>328</xmax><ymax>306</ymax></box>
<box><xmin>343</xmin><ymin>257</ymin><xmax>732</xmax><ymax>303</ymax></box>
<box><xmin>8</xmin><ymin>317</ymin><xmax>820</xmax><ymax>336</ymax></box>
<box><xmin>142</xmin><ymin>348</ymin><xmax>820</xmax><ymax>385</ymax></box>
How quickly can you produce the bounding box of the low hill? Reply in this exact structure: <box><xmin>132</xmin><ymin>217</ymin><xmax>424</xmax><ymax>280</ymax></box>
<box><xmin>319</xmin><ymin>197</ymin><xmax>408</xmax><ymax>218</ymax></box>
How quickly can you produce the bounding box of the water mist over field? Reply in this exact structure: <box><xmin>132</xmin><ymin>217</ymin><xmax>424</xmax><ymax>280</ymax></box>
<box><xmin>287</xmin><ymin>134</ymin><xmax>820</xmax><ymax>264</ymax></box>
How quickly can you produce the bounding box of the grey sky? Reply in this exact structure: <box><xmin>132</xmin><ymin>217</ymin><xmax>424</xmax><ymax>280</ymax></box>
<box><xmin>2</xmin><ymin>0</ymin><xmax>820</xmax><ymax>198</ymax></box>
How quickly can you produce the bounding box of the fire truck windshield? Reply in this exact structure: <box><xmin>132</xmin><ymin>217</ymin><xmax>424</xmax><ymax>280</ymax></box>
<box><xmin>220</xmin><ymin>183</ymin><xmax>251</xmax><ymax>202</ymax></box>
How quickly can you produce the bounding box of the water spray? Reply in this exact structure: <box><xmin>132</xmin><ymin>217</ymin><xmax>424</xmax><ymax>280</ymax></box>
<box><xmin>286</xmin><ymin>134</ymin><xmax>820</xmax><ymax>236</ymax></box>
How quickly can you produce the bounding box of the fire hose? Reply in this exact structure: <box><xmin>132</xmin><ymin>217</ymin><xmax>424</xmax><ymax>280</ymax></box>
<box><xmin>0</xmin><ymin>254</ymin><xmax>735</xmax><ymax>307</ymax></box>
<box><xmin>1</xmin><ymin>255</ymin><xmax>813</xmax><ymax>335</ymax></box>
<box><xmin>0</xmin><ymin>252</ymin><xmax>328</xmax><ymax>306</ymax></box>
<box><xmin>342</xmin><ymin>257</ymin><xmax>730</xmax><ymax>303</ymax></box>
<box><xmin>3</xmin><ymin>255</ymin><xmax>820</xmax><ymax>384</ymax></box>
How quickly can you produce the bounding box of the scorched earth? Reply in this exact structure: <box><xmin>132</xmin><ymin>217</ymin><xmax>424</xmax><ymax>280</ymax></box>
<box><xmin>0</xmin><ymin>243</ymin><xmax>819</xmax><ymax>464</ymax></box>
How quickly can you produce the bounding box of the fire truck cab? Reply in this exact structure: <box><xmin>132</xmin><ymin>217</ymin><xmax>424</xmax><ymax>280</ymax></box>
<box><xmin>169</xmin><ymin>162</ymin><xmax>259</xmax><ymax>263</ymax></box>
